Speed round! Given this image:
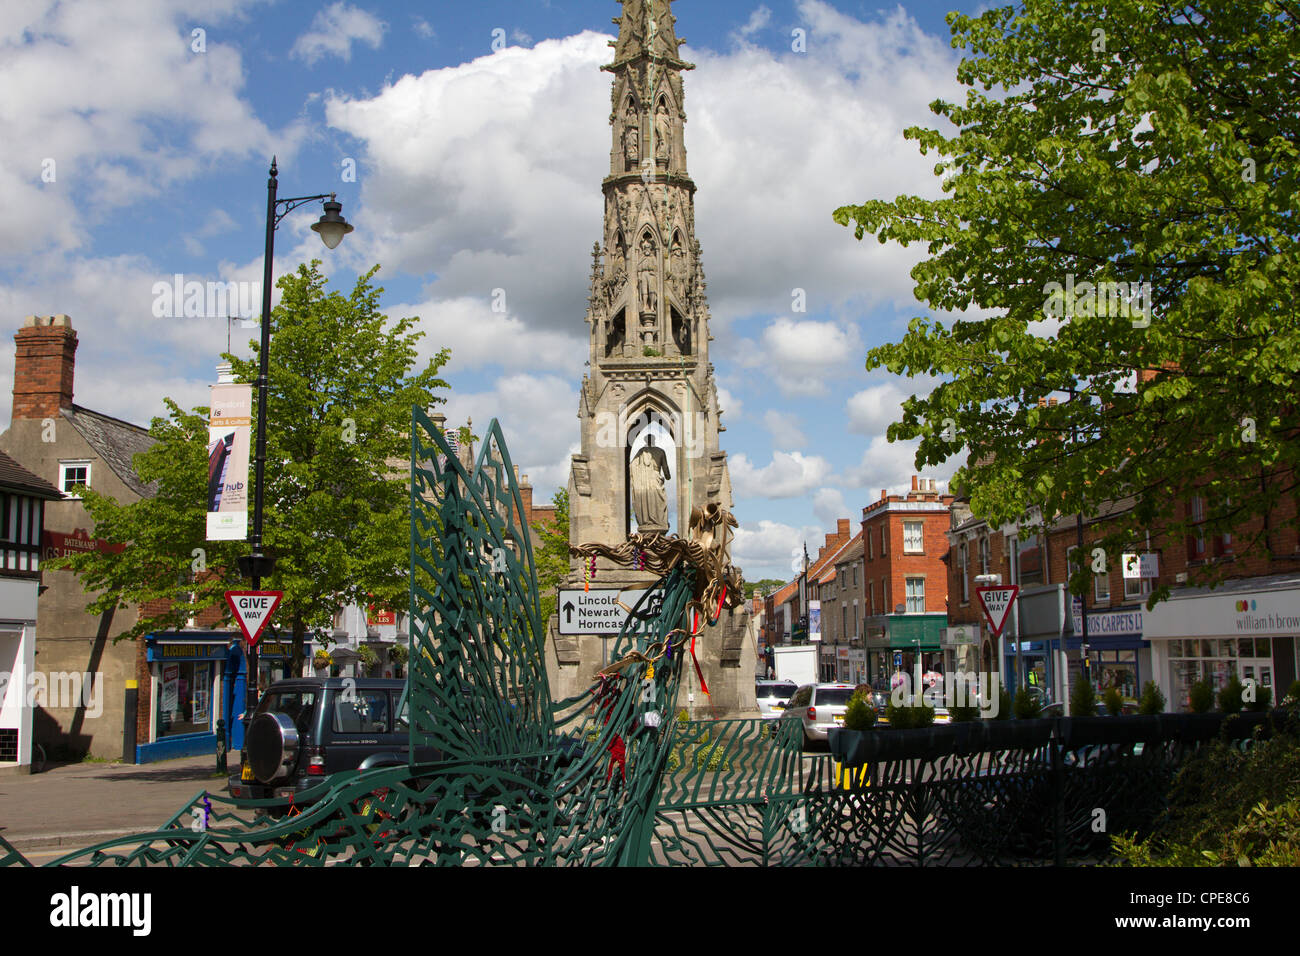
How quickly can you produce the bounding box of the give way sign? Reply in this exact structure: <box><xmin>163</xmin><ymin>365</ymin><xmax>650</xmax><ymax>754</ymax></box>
<box><xmin>976</xmin><ymin>585</ymin><xmax>1019</xmax><ymax>637</ymax></box>
<box><xmin>225</xmin><ymin>590</ymin><xmax>283</xmax><ymax>648</ymax></box>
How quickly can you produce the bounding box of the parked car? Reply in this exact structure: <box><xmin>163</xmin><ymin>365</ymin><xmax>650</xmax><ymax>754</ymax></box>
<box><xmin>226</xmin><ymin>678</ymin><xmax>441</xmax><ymax>810</ymax></box>
<box><xmin>755</xmin><ymin>680</ymin><xmax>798</xmax><ymax>720</ymax></box>
<box><xmin>779</xmin><ymin>683</ymin><xmax>857</xmax><ymax>748</ymax></box>
<box><xmin>226</xmin><ymin>677</ymin><xmax>585</xmax><ymax>813</ymax></box>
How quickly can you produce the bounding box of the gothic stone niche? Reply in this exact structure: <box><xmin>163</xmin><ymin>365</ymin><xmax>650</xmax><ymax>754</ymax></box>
<box><xmin>627</xmin><ymin>416</ymin><xmax>674</xmax><ymax>535</ymax></box>
<box><xmin>623</xmin><ymin>100</ymin><xmax>640</xmax><ymax>172</ymax></box>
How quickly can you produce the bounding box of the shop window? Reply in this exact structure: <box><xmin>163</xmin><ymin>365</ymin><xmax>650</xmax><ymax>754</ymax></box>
<box><xmin>156</xmin><ymin>661</ymin><xmax>212</xmax><ymax>739</ymax></box>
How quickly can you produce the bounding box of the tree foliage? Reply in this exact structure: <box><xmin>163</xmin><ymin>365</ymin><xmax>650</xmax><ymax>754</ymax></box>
<box><xmin>54</xmin><ymin>262</ymin><xmax>450</xmax><ymax>674</ymax></box>
<box><xmin>834</xmin><ymin>1</ymin><xmax>1300</xmax><ymax>601</ymax></box>
<box><xmin>532</xmin><ymin>488</ymin><xmax>570</xmax><ymax>625</ymax></box>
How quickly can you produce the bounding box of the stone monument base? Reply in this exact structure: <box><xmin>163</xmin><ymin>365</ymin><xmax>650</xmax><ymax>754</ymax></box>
<box><xmin>545</xmin><ymin>569</ymin><xmax>756</xmax><ymax>719</ymax></box>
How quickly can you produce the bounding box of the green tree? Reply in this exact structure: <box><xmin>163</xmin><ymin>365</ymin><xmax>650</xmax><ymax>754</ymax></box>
<box><xmin>532</xmin><ymin>488</ymin><xmax>570</xmax><ymax>625</ymax></box>
<box><xmin>834</xmin><ymin>2</ymin><xmax>1300</xmax><ymax>602</ymax></box>
<box><xmin>55</xmin><ymin>262</ymin><xmax>450</xmax><ymax>675</ymax></box>
<box><xmin>743</xmin><ymin>578</ymin><xmax>785</xmax><ymax>600</ymax></box>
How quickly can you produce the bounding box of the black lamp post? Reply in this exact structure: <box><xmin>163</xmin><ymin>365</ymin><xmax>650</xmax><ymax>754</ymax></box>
<box><xmin>236</xmin><ymin>158</ymin><xmax>352</xmax><ymax>725</ymax></box>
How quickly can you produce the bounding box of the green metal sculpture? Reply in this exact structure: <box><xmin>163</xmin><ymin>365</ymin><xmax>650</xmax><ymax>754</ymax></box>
<box><xmin>2</xmin><ymin>411</ymin><xmax>743</xmax><ymax>866</ymax></box>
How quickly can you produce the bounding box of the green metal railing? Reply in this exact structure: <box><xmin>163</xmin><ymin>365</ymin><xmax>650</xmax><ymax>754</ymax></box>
<box><xmin>1</xmin><ymin>412</ymin><xmax>704</xmax><ymax>867</ymax></box>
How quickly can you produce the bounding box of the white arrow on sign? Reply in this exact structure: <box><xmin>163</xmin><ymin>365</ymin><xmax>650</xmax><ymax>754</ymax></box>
<box><xmin>975</xmin><ymin>585</ymin><xmax>1019</xmax><ymax>637</ymax></box>
<box><xmin>224</xmin><ymin>590</ymin><xmax>283</xmax><ymax>648</ymax></box>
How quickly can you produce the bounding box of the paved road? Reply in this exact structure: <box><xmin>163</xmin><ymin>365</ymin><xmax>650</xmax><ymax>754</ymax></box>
<box><xmin>0</xmin><ymin>756</ymin><xmax>227</xmax><ymax>863</ymax></box>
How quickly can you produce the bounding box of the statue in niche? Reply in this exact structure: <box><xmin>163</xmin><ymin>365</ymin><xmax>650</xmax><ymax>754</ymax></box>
<box><xmin>672</xmin><ymin>310</ymin><xmax>691</xmax><ymax>355</ymax></box>
<box><xmin>623</xmin><ymin>122</ymin><xmax>640</xmax><ymax>171</ymax></box>
<box><xmin>606</xmin><ymin>309</ymin><xmax>625</xmax><ymax>357</ymax></box>
<box><xmin>655</xmin><ymin>102</ymin><xmax>671</xmax><ymax>165</ymax></box>
<box><xmin>630</xmin><ymin>434</ymin><xmax>671</xmax><ymax>532</ymax></box>
<box><xmin>669</xmin><ymin>236</ymin><xmax>687</xmax><ymax>296</ymax></box>
<box><xmin>637</xmin><ymin>235</ymin><xmax>658</xmax><ymax>314</ymax></box>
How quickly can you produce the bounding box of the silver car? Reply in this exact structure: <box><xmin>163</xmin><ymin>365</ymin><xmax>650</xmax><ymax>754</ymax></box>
<box><xmin>755</xmin><ymin>680</ymin><xmax>798</xmax><ymax>720</ymax></box>
<box><xmin>780</xmin><ymin>683</ymin><xmax>857</xmax><ymax>748</ymax></box>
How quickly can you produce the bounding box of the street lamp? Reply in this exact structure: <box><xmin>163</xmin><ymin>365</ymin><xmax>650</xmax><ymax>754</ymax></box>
<box><xmin>236</xmin><ymin>157</ymin><xmax>353</xmax><ymax>725</ymax></box>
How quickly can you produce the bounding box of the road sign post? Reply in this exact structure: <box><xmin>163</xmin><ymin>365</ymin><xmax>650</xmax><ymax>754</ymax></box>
<box><xmin>976</xmin><ymin>584</ymin><xmax>1019</xmax><ymax>693</ymax></box>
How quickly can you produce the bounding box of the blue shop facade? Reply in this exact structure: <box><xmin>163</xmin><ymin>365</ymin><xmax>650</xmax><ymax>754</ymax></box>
<box><xmin>140</xmin><ymin>630</ymin><xmax>292</xmax><ymax>763</ymax></box>
<box><xmin>1005</xmin><ymin>584</ymin><xmax>1150</xmax><ymax>708</ymax></box>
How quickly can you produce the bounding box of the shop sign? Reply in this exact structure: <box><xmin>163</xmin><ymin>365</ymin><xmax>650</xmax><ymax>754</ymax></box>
<box><xmin>1144</xmin><ymin>585</ymin><xmax>1300</xmax><ymax>639</ymax></box>
<box><xmin>1121</xmin><ymin>552</ymin><xmax>1159</xmax><ymax>580</ymax></box>
<box><xmin>42</xmin><ymin>528</ymin><xmax>124</xmax><ymax>563</ymax></box>
<box><xmin>1071</xmin><ymin>607</ymin><xmax>1143</xmax><ymax>638</ymax></box>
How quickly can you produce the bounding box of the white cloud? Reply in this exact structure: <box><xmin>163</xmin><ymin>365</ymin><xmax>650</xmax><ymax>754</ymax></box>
<box><xmin>318</xmin><ymin>3</ymin><xmax>963</xmax><ymax>368</ymax></box>
<box><xmin>763</xmin><ymin>409</ymin><xmax>805</xmax><ymax>448</ymax></box>
<box><xmin>739</xmin><ymin>317</ymin><xmax>862</xmax><ymax>396</ymax></box>
<box><xmin>392</xmin><ymin>295</ymin><xmax>587</xmax><ymax>377</ymax></box>
<box><xmin>731</xmin><ymin>450</ymin><xmax>831</xmax><ymax>498</ymax></box>
<box><xmin>812</xmin><ymin>487</ymin><xmax>849</xmax><ymax>527</ymax></box>
<box><xmin>412</xmin><ymin>17</ymin><xmax>435</xmax><ymax>40</ymax></box>
<box><xmin>732</xmin><ymin>518</ymin><xmax>825</xmax><ymax>580</ymax></box>
<box><xmin>840</xmin><ymin>435</ymin><xmax>963</xmax><ymax>496</ymax></box>
<box><xmin>716</xmin><ymin>386</ymin><xmax>742</xmax><ymax>422</ymax></box>
<box><xmin>846</xmin><ymin>382</ymin><xmax>909</xmax><ymax>437</ymax></box>
<box><xmin>438</xmin><ymin>373</ymin><xmax>578</xmax><ymax>501</ymax></box>
<box><xmin>0</xmin><ymin>0</ymin><xmax>296</xmax><ymax>257</ymax></box>
<box><xmin>735</xmin><ymin>6</ymin><xmax>773</xmax><ymax>39</ymax></box>
<box><xmin>290</xmin><ymin>3</ymin><xmax>386</xmax><ymax>66</ymax></box>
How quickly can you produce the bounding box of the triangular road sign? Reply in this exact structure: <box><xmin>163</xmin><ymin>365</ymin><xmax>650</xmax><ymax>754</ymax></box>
<box><xmin>976</xmin><ymin>585</ymin><xmax>1019</xmax><ymax>637</ymax></box>
<box><xmin>225</xmin><ymin>590</ymin><xmax>283</xmax><ymax>648</ymax></box>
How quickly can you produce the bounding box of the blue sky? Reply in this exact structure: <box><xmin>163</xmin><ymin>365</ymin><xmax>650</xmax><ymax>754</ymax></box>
<box><xmin>0</xmin><ymin>0</ymin><xmax>995</xmax><ymax>581</ymax></box>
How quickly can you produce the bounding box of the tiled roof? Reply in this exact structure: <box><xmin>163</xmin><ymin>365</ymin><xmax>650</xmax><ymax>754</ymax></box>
<box><xmin>773</xmin><ymin>580</ymin><xmax>799</xmax><ymax>604</ymax></box>
<box><xmin>62</xmin><ymin>405</ymin><xmax>156</xmax><ymax>498</ymax></box>
<box><xmin>0</xmin><ymin>448</ymin><xmax>61</xmax><ymax>499</ymax></box>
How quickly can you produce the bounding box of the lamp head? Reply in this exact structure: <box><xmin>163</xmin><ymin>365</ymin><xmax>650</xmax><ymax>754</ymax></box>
<box><xmin>312</xmin><ymin>198</ymin><xmax>353</xmax><ymax>249</ymax></box>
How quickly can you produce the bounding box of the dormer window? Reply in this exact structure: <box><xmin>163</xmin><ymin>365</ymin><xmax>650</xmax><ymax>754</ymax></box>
<box><xmin>59</xmin><ymin>460</ymin><xmax>91</xmax><ymax>498</ymax></box>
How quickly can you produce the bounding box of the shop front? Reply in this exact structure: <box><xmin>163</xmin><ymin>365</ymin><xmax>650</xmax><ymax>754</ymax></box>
<box><xmin>141</xmin><ymin>631</ymin><xmax>291</xmax><ymax>763</ymax></box>
<box><xmin>1067</xmin><ymin>601</ymin><xmax>1148</xmax><ymax>705</ymax></box>
<box><xmin>1010</xmin><ymin>585</ymin><xmax>1068</xmax><ymax>702</ymax></box>
<box><xmin>864</xmin><ymin>614</ymin><xmax>947</xmax><ymax>691</ymax></box>
<box><xmin>1143</xmin><ymin>574</ymin><xmax>1300</xmax><ymax>712</ymax></box>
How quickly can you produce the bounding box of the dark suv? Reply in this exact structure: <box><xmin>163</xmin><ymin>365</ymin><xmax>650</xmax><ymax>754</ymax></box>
<box><xmin>226</xmin><ymin>678</ymin><xmax>443</xmax><ymax>809</ymax></box>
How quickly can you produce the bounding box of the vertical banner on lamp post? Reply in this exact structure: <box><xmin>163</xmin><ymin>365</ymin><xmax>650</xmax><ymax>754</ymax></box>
<box><xmin>207</xmin><ymin>383</ymin><xmax>252</xmax><ymax>541</ymax></box>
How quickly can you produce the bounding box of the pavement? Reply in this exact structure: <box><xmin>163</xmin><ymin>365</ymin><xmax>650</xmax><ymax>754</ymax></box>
<box><xmin>0</xmin><ymin>755</ymin><xmax>229</xmax><ymax>863</ymax></box>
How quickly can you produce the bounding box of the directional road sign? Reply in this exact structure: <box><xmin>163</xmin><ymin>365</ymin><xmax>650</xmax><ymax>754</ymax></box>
<box><xmin>557</xmin><ymin>588</ymin><xmax>660</xmax><ymax>635</ymax></box>
<box><xmin>975</xmin><ymin>585</ymin><xmax>1019</xmax><ymax>638</ymax></box>
<box><xmin>225</xmin><ymin>590</ymin><xmax>283</xmax><ymax>648</ymax></box>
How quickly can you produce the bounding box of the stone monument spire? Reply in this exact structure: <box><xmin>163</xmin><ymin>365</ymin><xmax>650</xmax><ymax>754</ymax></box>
<box><xmin>553</xmin><ymin>1</ymin><xmax>751</xmax><ymax>716</ymax></box>
<box><xmin>572</xmin><ymin>0</ymin><xmax>731</xmax><ymax>546</ymax></box>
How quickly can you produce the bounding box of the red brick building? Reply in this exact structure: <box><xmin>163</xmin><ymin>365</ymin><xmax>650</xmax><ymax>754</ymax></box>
<box><xmin>861</xmin><ymin>477</ymin><xmax>955</xmax><ymax>687</ymax></box>
<box><xmin>947</xmin><ymin>483</ymin><xmax>1300</xmax><ymax>712</ymax></box>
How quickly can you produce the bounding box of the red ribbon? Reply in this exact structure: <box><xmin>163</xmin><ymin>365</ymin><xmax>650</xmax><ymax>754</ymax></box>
<box><xmin>690</xmin><ymin>629</ymin><xmax>709</xmax><ymax>697</ymax></box>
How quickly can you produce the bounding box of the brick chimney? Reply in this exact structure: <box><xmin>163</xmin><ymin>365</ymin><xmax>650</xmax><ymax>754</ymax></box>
<box><xmin>12</xmin><ymin>315</ymin><xmax>77</xmax><ymax>420</ymax></box>
<box><xmin>837</xmin><ymin>518</ymin><xmax>850</xmax><ymax>536</ymax></box>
